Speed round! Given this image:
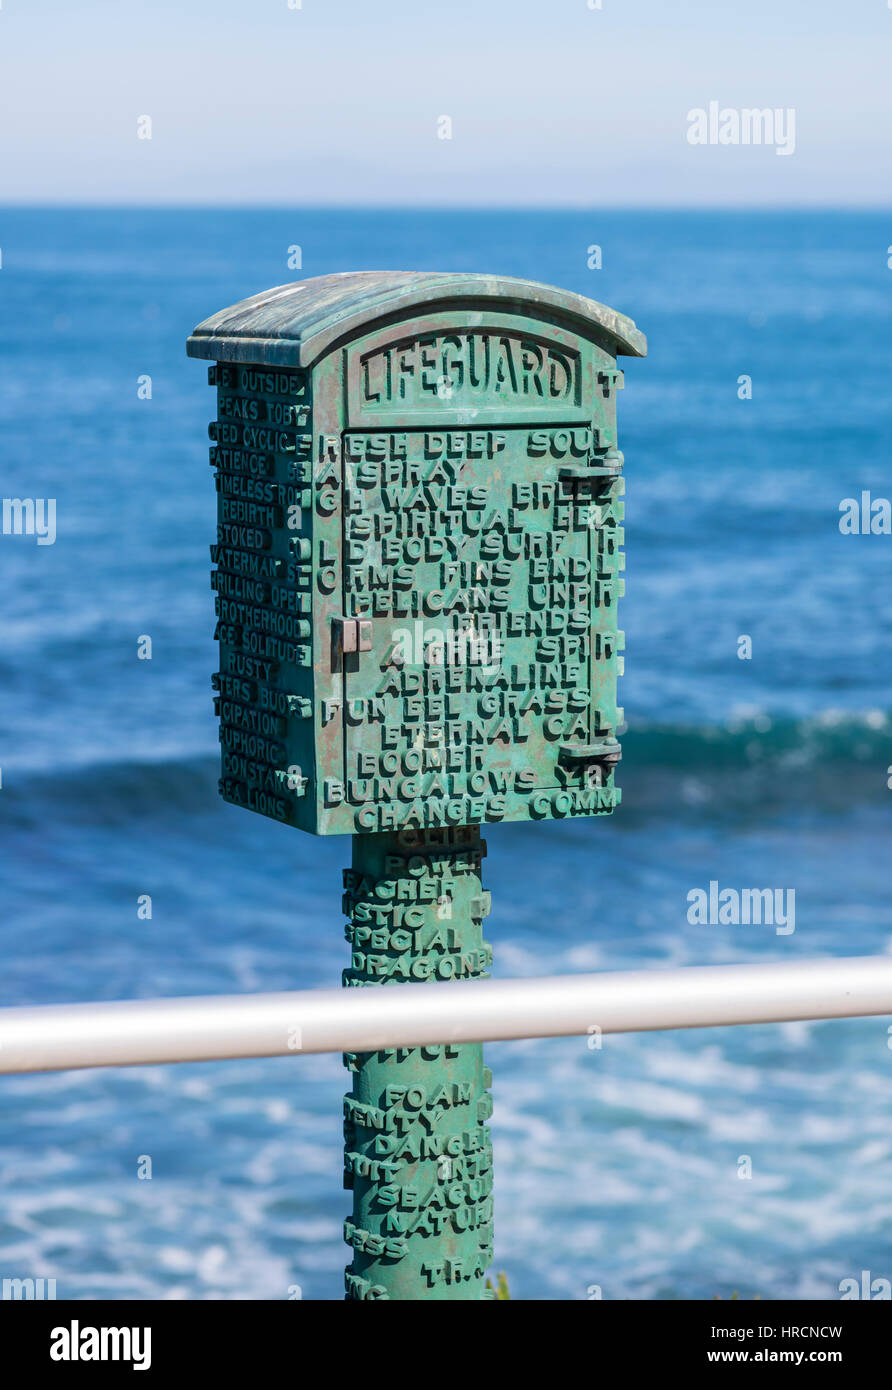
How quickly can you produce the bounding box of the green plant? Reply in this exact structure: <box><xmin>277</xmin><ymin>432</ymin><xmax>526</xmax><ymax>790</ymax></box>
<box><xmin>486</xmin><ymin>1271</ymin><xmax>511</xmax><ymax>1300</ymax></box>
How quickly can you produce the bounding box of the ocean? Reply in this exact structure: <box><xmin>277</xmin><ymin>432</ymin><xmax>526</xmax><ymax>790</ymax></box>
<box><xmin>1</xmin><ymin>208</ymin><xmax>890</xmax><ymax>1299</ymax></box>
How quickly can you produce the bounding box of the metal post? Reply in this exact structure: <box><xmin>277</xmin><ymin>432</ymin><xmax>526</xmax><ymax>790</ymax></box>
<box><xmin>184</xmin><ymin>272</ymin><xmax>648</xmax><ymax>1301</ymax></box>
<box><xmin>342</xmin><ymin>827</ymin><xmax>494</xmax><ymax>1301</ymax></box>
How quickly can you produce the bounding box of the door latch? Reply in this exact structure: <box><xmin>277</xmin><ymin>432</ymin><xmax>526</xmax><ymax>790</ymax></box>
<box><xmin>559</xmin><ymin>447</ymin><xmax>624</xmax><ymax>485</ymax></box>
<box><xmin>558</xmin><ymin>731</ymin><xmax>622</xmax><ymax>786</ymax></box>
<box><xmin>559</xmin><ymin>734</ymin><xmax>622</xmax><ymax>764</ymax></box>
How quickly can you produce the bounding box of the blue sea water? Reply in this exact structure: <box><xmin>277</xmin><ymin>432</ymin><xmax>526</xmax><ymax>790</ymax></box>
<box><xmin>0</xmin><ymin>208</ymin><xmax>890</xmax><ymax>1300</ymax></box>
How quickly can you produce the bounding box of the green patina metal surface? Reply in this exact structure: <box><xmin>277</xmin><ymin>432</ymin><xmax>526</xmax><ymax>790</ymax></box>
<box><xmin>187</xmin><ymin>272</ymin><xmax>645</xmax><ymax>837</ymax></box>
<box><xmin>187</xmin><ymin>271</ymin><xmax>645</xmax><ymax>1299</ymax></box>
<box><xmin>343</xmin><ymin>826</ymin><xmax>493</xmax><ymax>1300</ymax></box>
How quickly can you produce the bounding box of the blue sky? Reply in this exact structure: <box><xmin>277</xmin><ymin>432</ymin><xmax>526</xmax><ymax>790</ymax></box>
<box><xmin>1</xmin><ymin>0</ymin><xmax>889</xmax><ymax>206</ymax></box>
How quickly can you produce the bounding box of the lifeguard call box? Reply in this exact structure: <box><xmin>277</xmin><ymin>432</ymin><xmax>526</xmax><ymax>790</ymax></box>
<box><xmin>186</xmin><ymin>273</ymin><xmax>647</xmax><ymax>837</ymax></box>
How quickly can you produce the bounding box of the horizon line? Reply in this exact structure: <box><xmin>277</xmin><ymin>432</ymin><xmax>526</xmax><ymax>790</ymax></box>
<box><xmin>2</xmin><ymin>201</ymin><xmax>891</xmax><ymax>214</ymax></box>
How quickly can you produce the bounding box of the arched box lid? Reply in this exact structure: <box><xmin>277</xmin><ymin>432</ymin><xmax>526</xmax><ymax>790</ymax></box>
<box><xmin>186</xmin><ymin>271</ymin><xmax>647</xmax><ymax>367</ymax></box>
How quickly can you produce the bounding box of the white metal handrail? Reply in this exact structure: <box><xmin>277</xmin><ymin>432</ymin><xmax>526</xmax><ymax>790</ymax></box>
<box><xmin>0</xmin><ymin>955</ymin><xmax>890</xmax><ymax>1075</ymax></box>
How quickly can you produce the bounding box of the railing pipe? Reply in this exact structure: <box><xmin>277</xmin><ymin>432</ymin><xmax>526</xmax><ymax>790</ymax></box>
<box><xmin>1</xmin><ymin>955</ymin><xmax>890</xmax><ymax>1076</ymax></box>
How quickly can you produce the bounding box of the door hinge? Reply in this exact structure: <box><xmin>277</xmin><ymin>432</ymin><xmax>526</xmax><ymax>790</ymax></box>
<box><xmin>334</xmin><ymin>617</ymin><xmax>372</xmax><ymax>654</ymax></box>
